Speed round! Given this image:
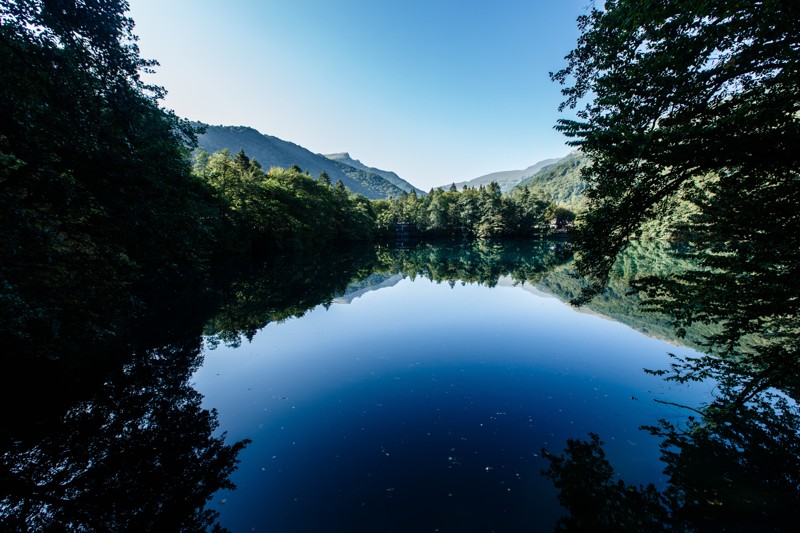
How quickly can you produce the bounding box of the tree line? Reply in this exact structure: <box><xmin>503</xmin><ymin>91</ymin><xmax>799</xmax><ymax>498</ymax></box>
<box><xmin>192</xmin><ymin>147</ymin><xmax>578</xmax><ymax>247</ymax></box>
<box><xmin>192</xmin><ymin>148</ymin><xmax>376</xmax><ymax>254</ymax></box>
<box><xmin>373</xmin><ymin>182</ymin><xmax>575</xmax><ymax>239</ymax></box>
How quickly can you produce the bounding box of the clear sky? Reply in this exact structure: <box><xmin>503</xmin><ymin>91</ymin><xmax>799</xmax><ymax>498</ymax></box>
<box><xmin>128</xmin><ymin>0</ymin><xmax>589</xmax><ymax>190</ymax></box>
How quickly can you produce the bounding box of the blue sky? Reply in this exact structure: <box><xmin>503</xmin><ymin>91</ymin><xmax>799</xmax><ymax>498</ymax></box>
<box><xmin>129</xmin><ymin>0</ymin><xmax>590</xmax><ymax>190</ymax></box>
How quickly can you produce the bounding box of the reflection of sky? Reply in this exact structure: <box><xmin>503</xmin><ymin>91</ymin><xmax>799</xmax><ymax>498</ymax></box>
<box><xmin>193</xmin><ymin>277</ymin><xmax>711</xmax><ymax>532</ymax></box>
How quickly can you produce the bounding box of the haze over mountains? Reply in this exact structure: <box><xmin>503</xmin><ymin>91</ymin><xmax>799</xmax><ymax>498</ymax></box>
<box><xmin>195</xmin><ymin>123</ymin><xmax>587</xmax><ymax>207</ymax></box>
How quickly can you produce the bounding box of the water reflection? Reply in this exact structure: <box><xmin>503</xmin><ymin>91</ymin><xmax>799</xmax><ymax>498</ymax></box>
<box><xmin>205</xmin><ymin>246</ymin><xmax>378</xmax><ymax>348</ymax></box>
<box><xmin>192</xmin><ymin>239</ymin><xmax>712</xmax><ymax>531</ymax></box>
<box><xmin>373</xmin><ymin>238</ymin><xmax>571</xmax><ymax>288</ymax></box>
<box><xmin>543</xmin><ymin>237</ymin><xmax>800</xmax><ymax>530</ymax></box>
<box><xmin>204</xmin><ymin>239</ymin><xmax>571</xmax><ymax>349</ymax></box>
<box><xmin>0</xmin><ymin>246</ymin><xmax>377</xmax><ymax>530</ymax></box>
<box><xmin>5</xmin><ymin>238</ymin><xmax>792</xmax><ymax>530</ymax></box>
<box><xmin>1</xmin><ymin>341</ymin><xmax>249</xmax><ymax>531</ymax></box>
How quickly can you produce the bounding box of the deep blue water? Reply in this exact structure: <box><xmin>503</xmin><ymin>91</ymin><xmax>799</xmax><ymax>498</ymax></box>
<box><xmin>193</xmin><ymin>274</ymin><xmax>709</xmax><ymax>532</ymax></box>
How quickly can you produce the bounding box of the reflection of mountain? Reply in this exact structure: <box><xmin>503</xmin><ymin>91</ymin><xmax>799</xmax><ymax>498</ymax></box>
<box><xmin>495</xmin><ymin>275</ymin><xmax>556</xmax><ymax>299</ymax></box>
<box><xmin>333</xmin><ymin>273</ymin><xmax>405</xmax><ymax>304</ymax></box>
<box><xmin>366</xmin><ymin>241</ymin><xmax>710</xmax><ymax>351</ymax></box>
<box><xmin>496</xmin><ymin>271</ymin><xmax>703</xmax><ymax>349</ymax></box>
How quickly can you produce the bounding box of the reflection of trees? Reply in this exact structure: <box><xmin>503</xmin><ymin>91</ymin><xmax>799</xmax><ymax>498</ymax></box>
<box><xmin>204</xmin><ymin>240</ymin><xmax>573</xmax><ymax>349</ymax></box>
<box><xmin>1</xmin><ymin>340</ymin><xmax>249</xmax><ymax>531</ymax></box>
<box><xmin>205</xmin><ymin>246</ymin><xmax>378</xmax><ymax>348</ymax></box>
<box><xmin>645</xmin><ymin>352</ymin><xmax>800</xmax><ymax>531</ymax></box>
<box><xmin>543</xmin><ymin>237</ymin><xmax>800</xmax><ymax>530</ymax></box>
<box><xmin>542</xmin><ymin>433</ymin><xmax>670</xmax><ymax>531</ymax></box>
<box><xmin>544</xmin><ymin>351</ymin><xmax>800</xmax><ymax>531</ymax></box>
<box><xmin>374</xmin><ymin>239</ymin><xmax>571</xmax><ymax>288</ymax></box>
<box><xmin>2</xmin><ymin>245</ymin><xmax>389</xmax><ymax>530</ymax></box>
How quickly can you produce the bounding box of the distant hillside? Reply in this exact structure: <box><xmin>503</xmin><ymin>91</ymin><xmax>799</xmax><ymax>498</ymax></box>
<box><xmin>325</xmin><ymin>153</ymin><xmax>423</xmax><ymax>195</ymax></box>
<box><xmin>515</xmin><ymin>152</ymin><xmax>589</xmax><ymax>210</ymax></box>
<box><xmin>435</xmin><ymin>157</ymin><xmax>565</xmax><ymax>193</ymax></box>
<box><xmin>195</xmin><ymin>125</ymin><xmax>406</xmax><ymax>200</ymax></box>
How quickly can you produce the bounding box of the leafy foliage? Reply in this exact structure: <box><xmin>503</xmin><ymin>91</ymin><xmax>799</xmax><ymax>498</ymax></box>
<box><xmin>546</xmin><ymin>5</ymin><xmax>800</xmax><ymax>525</ymax></box>
<box><xmin>194</xmin><ymin>149</ymin><xmax>377</xmax><ymax>254</ymax></box>
<box><xmin>632</xmin><ymin>172</ymin><xmax>800</xmax><ymax>356</ymax></box>
<box><xmin>0</xmin><ymin>0</ymin><xmax>219</xmax><ymax>359</ymax></box>
<box><xmin>373</xmin><ymin>182</ymin><xmax>556</xmax><ymax>239</ymax></box>
<box><xmin>552</xmin><ymin>0</ymin><xmax>800</xmax><ymax>303</ymax></box>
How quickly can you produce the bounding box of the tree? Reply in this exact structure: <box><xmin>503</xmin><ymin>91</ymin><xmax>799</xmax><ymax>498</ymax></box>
<box><xmin>0</xmin><ymin>0</ymin><xmax>218</xmax><ymax>359</ymax></box>
<box><xmin>234</xmin><ymin>147</ymin><xmax>251</xmax><ymax>171</ymax></box>
<box><xmin>552</xmin><ymin>0</ymin><xmax>800</xmax><ymax>303</ymax></box>
<box><xmin>476</xmin><ymin>182</ymin><xmax>508</xmax><ymax>238</ymax></box>
<box><xmin>319</xmin><ymin>170</ymin><xmax>331</xmax><ymax>186</ymax></box>
<box><xmin>457</xmin><ymin>188</ymin><xmax>480</xmax><ymax>235</ymax></box>
<box><xmin>553</xmin><ymin>207</ymin><xmax>576</xmax><ymax>229</ymax></box>
<box><xmin>511</xmin><ymin>186</ymin><xmax>554</xmax><ymax>235</ymax></box>
<box><xmin>193</xmin><ymin>150</ymin><xmax>377</xmax><ymax>251</ymax></box>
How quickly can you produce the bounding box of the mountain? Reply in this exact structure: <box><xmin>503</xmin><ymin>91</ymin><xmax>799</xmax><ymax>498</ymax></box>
<box><xmin>434</xmin><ymin>157</ymin><xmax>565</xmax><ymax>193</ymax></box>
<box><xmin>515</xmin><ymin>151</ymin><xmax>589</xmax><ymax>210</ymax></box>
<box><xmin>325</xmin><ymin>153</ymin><xmax>424</xmax><ymax>195</ymax></box>
<box><xmin>195</xmin><ymin>125</ymin><xmax>407</xmax><ymax>200</ymax></box>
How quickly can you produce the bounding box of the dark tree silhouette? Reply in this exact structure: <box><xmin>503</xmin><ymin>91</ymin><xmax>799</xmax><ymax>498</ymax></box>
<box><xmin>552</xmin><ymin>0</ymin><xmax>800</xmax><ymax>303</ymax></box>
<box><xmin>1</xmin><ymin>339</ymin><xmax>249</xmax><ymax>531</ymax></box>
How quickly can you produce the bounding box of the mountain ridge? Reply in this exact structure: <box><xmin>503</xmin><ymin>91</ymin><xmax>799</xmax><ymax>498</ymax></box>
<box><xmin>194</xmin><ymin>122</ymin><xmax>588</xmax><ymax>207</ymax></box>
<box><xmin>434</xmin><ymin>156</ymin><xmax>566</xmax><ymax>193</ymax></box>
<box><xmin>195</xmin><ymin>124</ymin><xmax>407</xmax><ymax>200</ymax></box>
<box><xmin>324</xmin><ymin>153</ymin><xmax>424</xmax><ymax>195</ymax></box>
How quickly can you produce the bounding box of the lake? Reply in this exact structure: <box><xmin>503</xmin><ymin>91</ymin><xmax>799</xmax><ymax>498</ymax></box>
<box><xmin>9</xmin><ymin>239</ymin><xmax>790</xmax><ymax>531</ymax></box>
<box><xmin>193</xmin><ymin>241</ymin><xmax>708</xmax><ymax>531</ymax></box>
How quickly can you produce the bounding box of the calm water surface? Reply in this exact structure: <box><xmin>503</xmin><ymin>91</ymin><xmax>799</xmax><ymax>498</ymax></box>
<box><xmin>194</xmin><ymin>262</ymin><xmax>708</xmax><ymax>531</ymax></box>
